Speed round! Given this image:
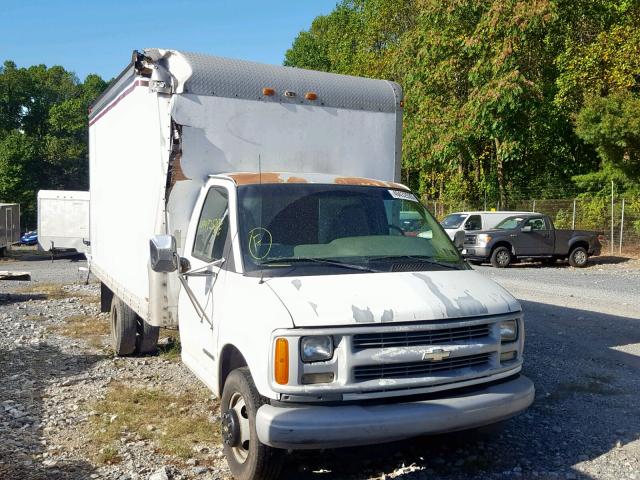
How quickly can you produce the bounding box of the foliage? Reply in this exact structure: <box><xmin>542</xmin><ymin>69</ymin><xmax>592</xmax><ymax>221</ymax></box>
<box><xmin>0</xmin><ymin>61</ymin><xmax>107</xmax><ymax>227</ymax></box>
<box><xmin>284</xmin><ymin>0</ymin><xmax>639</xmax><ymax>204</ymax></box>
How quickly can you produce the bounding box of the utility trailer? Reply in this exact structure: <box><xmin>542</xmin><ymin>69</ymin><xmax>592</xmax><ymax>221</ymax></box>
<box><xmin>89</xmin><ymin>49</ymin><xmax>533</xmax><ymax>480</ymax></box>
<box><xmin>37</xmin><ymin>190</ymin><xmax>90</xmax><ymax>253</ymax></box>
<box><xmin>0</xmin><ymin>203</ymin><xmax>20</xmax><ymax>256</ymax></box>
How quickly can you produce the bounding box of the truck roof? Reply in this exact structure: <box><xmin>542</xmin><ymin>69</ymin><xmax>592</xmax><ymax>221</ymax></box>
<box><xmin>91</xmin><ymin>49</ymin><xmax>402</xmax><ymax>120</ymax></box>
<box><xmin>214</xmin><ymin>172</ymin><xmax>409</xmax><ymax>190</ymax></box>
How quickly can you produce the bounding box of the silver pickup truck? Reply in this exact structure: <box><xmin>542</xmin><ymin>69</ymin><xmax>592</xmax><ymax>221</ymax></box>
<box><xmin>463</xmin><ymin>214</ymin><xmax>603</xmax><ymax>268</ymax></box>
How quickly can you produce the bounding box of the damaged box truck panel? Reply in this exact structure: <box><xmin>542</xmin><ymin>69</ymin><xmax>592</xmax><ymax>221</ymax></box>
<box><xmin>89</xmin><ymin>49</ymin><xmax>402</xmax><ymax>327</ymax></box>
<box><xmin>89</xmin><ymin>49</ymin><xmax>533</xmax><ymax>480</ymax></box>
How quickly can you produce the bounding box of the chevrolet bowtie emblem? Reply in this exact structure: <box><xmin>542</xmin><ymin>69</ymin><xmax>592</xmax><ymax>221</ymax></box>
<box><xmin>422</xmin><ymin>349</ymin><xmax>450</xmax><ymax>362</ymax></box>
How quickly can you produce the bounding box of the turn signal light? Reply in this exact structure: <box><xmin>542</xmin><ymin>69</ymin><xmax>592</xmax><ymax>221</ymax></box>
<box><xmin>304</xmin><ymin>92</ymin><xmax>318</xmax><ymax>100</ymax></box>
<box><xmin>262</xmin><ymin>87</ymin><xmax>275</xmax><ymax>96</ymax></box>
<box><xmin>274</xmin><ymin>338</ymin><xmax>289</xmax><ymax>385</ymax></box>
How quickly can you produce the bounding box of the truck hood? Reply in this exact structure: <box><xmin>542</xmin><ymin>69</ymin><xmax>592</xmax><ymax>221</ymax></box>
<box><xmin>266</xmin><ymin>270</ymin><xmax>520</xmax><ymax>327</ymax></box>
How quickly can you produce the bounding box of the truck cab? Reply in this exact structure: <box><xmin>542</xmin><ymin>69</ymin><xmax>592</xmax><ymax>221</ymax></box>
<box><xmin>89</xmin><ymin>49</ymin><xmax>534</xmax><ymax>480</ymax></box>
<box><xmin>153</xmin><ymin>172</ymin><xmax>534</xmax><ymax>478</ymax></box>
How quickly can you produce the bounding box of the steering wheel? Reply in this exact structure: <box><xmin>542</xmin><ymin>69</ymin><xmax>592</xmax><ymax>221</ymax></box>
<box><xmin>388</xmin><ymin>224</ymin><xmax>406</xmax><ymax>236</ymax></box>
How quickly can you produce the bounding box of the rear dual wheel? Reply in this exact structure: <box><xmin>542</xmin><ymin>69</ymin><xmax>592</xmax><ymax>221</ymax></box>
<box><xmin>110</xmin><ymin>297</ymin><xmax>159</xmax><ymax>356</ymax></box>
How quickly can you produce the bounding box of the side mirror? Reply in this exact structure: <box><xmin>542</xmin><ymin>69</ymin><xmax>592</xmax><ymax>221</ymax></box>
<box><xmin>521</xmin><ymin>226</ymin><xmax>532</xmax><ymax>233</ymax></box>
<box><xmin>453</xmin><ymin>230</ymin><xmax>465</xmax><ymax>250</ymax></box>
<box><xmin>150</xmin><ymin>235</ymin><xmax>177</xmax><ymax>272</ymax></box>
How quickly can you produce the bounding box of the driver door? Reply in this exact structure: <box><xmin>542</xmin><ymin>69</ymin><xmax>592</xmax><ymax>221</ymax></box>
<box><xmin>515</xmin><ymin>217</ymin><xmax>554</xmax><ymax>256</ymax></box>
<box><xmin>178</xmin><ymin>183</ymin><xmax>232</xmax><ymax>389</ymax></box>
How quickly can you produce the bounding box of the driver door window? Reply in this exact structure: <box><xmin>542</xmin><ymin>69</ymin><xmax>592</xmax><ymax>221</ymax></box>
<box><xmin>525</xmin><ymin>218</ymin><xmax>546</xmax><ymax>231</ymax></box>
<box><xmin>193</xmin><ymin>188</ymin><xmax>229</xmax><ymax>262</ymax></box>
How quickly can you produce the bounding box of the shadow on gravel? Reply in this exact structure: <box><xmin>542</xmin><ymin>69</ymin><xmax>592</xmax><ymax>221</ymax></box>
<box><xmin>0</xmin><ymin>293</ymin><xmax>48</xmax><ymax>305</ymax></box>
<box><xmin>281</xmin><ymin>301</ymin><xmax>640</xmax><ymax>480</ymax></box>
<box><xmin>0</xmin><ymin>341</ymin><xmax>106</xmax><ymax>479</ymax></box>
<box><xmin>483</xmin><ymin>255</ymin><xmax>634</xmax><ymax>270</ymax></box>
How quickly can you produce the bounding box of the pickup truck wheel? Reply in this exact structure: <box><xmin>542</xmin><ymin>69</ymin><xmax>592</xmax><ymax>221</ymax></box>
<box><xmin>490</xmin><ymin>246</ymin><xmax>511</xmax><ymax>268</ymax></box>
<box><xmin>569</xmin><ymin>246</ymin><xmax>589</xmax><ymax>268</ymax></box>
<box><xmin>221</xmin><ymin>368</ymin><xmax>283</xmax><ymax>480</ymax></box>
<box><xmin>110</xmin><ymin>298</ymin><xmax>137</xmax><ymax>356</ymax></box>
<box><xmin>135</xmin><ymin>318</ymin><xmax>159</xmax><ymax>355</ymax></box>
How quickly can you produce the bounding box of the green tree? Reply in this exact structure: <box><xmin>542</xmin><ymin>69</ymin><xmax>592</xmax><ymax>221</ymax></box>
<box><xmin>0</xmin><ymin>61</ymin><xmax>107</xmax><ymax>227</ymax></box>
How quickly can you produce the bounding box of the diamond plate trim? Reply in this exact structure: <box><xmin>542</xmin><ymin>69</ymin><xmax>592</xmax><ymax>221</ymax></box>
<box><xmin>145</xmin><ymin>49</ymin><xmax>401</xmax><ymax>113</ymax></box>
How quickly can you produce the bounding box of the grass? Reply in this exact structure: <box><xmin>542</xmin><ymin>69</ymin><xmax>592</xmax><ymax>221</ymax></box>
<box><xmin>17</xmin><ymin>283</ymin><xmax>70</xmax><ymax>300</ymax></box>
<box><xmin>97</xmin><ymin>444</ymin><xmax>120</xmax><ymax>465</ymax></box>
<box><xmin>89</xmin><ymin>382</ymin><xmax>217</xmax><ymax>462</ymax></box>
<box><xmin>158</xmin><ymin>329</ymin><xmax>181</xmax><ymax>362</ymax></box>
<box><xmin>50</xmin><ymin>314</ymin><xmax>110</xmax><ymax>349</ymax></box>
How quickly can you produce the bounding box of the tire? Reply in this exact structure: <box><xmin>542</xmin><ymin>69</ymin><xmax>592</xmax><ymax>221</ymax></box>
<box><xmin>135</xmin><ymin>318</ymin><xmax>159</xmax><ymax>355</ymax></box>
<box><xmin>221</xmin><ymin>367</ymin><xmax>284</xmax><ymax>480</ymax></box>
<box><xmin>568</xmin><ymin>246</ymin><xmax>589</xmax><ymax>268</ymax></box>
<box><xmin>490</xmin><ymin>246</ymin><xmax>512</xmax><ymax>268</ymax></box>
<box><xmin>110</xmin><ymin>298</ymin><xmax>137</xmax><ymax>356</ymax></box>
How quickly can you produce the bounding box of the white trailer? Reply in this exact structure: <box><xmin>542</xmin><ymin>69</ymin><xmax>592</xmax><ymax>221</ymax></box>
<box><xmin>37</xmin><ymin>190</ymin><xmax>90</xmax><ymax>253</ymax></box>
<box><xmin>89</xmin><ymin>49</ymin><xmax>533</xmax><ymax>480</ymax></box>
<box><xmin>0</xmin><ymin>203</ymin><xmax>20</xmax><ymax>256</ymax></box>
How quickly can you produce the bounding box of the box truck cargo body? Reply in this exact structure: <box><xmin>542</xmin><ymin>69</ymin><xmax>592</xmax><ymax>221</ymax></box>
<box><xmin>89</xmin><ymin>49</ymin><xmax>533</xmax><ymax>480</ymax></box>
<box><xmin>37</xmin><ymin>190</ymin><xmax>90</xmax><ymax>252</ymax></box>
<box><xmin>0</xmin><ymin>203</ymin><xmax>20</xmax><ymax>255</ymax></box>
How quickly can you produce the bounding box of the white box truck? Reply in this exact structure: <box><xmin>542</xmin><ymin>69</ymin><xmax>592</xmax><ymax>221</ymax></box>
<box><xmin>0</xmin><ymin>203</ymin><xmax>20</xmax><ymax>256</ymax></box>
<box><xmin>89</xmin><ymin>49</ymin><xmax>534</xmax><ymax>480</ymax></box>
<box><xmin>37</xmin><ymin>190</ymin><xmax>90</xmax><ymax>253</ymax></box>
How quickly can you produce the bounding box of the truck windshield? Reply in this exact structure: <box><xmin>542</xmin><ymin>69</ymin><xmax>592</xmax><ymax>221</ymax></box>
<box><xmin>440</xmin><ymin>213</ymin><xmax>467</xmax><ymax>229</ymax></box>
<box><xmin>495</xmin><ymin>217</ymin><xmax>525</xmax><ymax>230</ymax></box>
<box><xmin>237</xmin><ymin>184</ymin><xmax>465</xmax><ymax>274</ymax></box>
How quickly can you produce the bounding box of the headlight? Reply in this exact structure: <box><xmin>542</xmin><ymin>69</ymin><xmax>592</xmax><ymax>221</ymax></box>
<box><xmin>477</xmin><ymin>234</ymin><xmax>492</xmax><ymax>245</ymax></box>
<box><xmin>300</xmin><ymin>336</ymin><xmax>334</xmax><ymax>362</ymax></box>
<box><xmin>500</xmin><ymin>320</ymin><xmax>518</xmax><ymax>342</ymax></box>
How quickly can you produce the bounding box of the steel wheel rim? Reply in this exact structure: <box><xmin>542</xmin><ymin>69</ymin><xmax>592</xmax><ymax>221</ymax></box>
<box><xmin>574</xmin><ymin>250</ymin><xmax>586</xmax><ymax>265</ymax></box>
<box><xmin>497</xmin><ymin>250</ymin><xmax>510</xmax><ymax>265</ymax></box>
<box><xmin>227</xmin><ymin>392</ymin><xmax>251</xmax><ymax>464</ymax></box>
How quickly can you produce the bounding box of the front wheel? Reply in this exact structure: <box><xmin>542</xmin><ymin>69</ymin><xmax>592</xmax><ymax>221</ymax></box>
<box><xmin>221</xmin><ymin>368</ymin><xmax>283</xmax><ymax>480</ymax></box>
<box><xmin>490</xmin><ymin>246</ymin><xmax>512</xmax><ymax>268</ymax></box>
<box><xmin>568</xmin><ymin>246</ymin><xmax>589</xmax><ymax>268</ymax></box>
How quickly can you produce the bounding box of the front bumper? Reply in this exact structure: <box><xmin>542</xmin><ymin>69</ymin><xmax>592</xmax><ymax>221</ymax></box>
<box><xmin>462</xmin><ymin>245</ymin><xmax>491</xmax><ymax>259</ymax></box>
<box><xmin>256</xmin><ymin>374</ymin><xmax>534</xmax><ymax>449</ymax></box>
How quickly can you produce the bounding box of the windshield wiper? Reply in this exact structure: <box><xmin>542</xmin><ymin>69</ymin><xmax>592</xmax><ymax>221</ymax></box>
<box><xmin>259</xmin><ymin>257</ymin><xmax>379</xmax><ymax>273</ymax></box>
<box><xmin>369</xmin><ymin>255</ymin><xmax>462</xmax><ymax>270</ymax></box>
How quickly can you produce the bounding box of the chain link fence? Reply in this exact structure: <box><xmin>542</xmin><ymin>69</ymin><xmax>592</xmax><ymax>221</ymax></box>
<box><xmin>425</xmin><ymin>194</ymin><xmax>640</xmax><ymax>257</ymax></box>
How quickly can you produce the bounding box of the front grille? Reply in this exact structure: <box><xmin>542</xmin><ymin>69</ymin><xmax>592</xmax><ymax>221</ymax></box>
<box><xmin>464</xmin><ymin>234</ymin><xmax>477</xmax><ymax>245</ymax></box>
<box><xmin>352</xmin><ymin>324</ymin><xmax>491</xmax><ymax>350</ymax></box>
<box><xmin>353</xmin><ymin>352</ymin><xmax>491</xmax><ymax>381</ymax></box>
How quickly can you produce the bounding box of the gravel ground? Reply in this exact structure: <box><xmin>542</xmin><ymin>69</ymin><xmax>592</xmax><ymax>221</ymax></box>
<box><xmin>1</xmin><ymin>253</ymin><xmax>639</xmax><ymax>480</ymax></box>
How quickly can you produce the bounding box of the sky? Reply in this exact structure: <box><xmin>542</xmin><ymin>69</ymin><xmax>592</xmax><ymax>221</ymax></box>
<box><xmin>1</xmin><ymin>0</ymin><xmax>338</xmax><ymax>81</ymax></box>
